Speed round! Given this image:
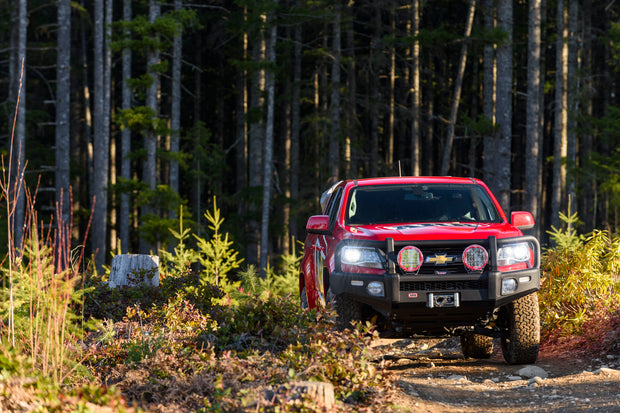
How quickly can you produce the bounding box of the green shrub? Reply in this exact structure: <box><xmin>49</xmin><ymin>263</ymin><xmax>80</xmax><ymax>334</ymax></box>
<box><xmin>540</xmin><ymin>208</ymin><xmax>620</xmax><ymax>353</ymax></box>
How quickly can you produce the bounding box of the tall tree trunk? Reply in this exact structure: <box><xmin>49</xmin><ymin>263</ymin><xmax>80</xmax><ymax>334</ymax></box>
<box><xmin>441</xmin><ymin>0</ymin><xmax>476</xmax><ymax>176</ymax></box>
<box><xmin>140</xmin><ymin>0</ymin><xmax>161</xmax><ymax>254</ymax></box>
<box><xmin>424</xmin><ymin>77</ymin><xmax>434</xmax><ymax>175</ymax></box>
<box><xmin>581</xmin><ymin>0</ymin><xmax>594</xmax><ymax>231</ymax></box>
<box><xmin>328</xmin><ymin>0</ymin><xmax>342</xmax><ymax>182</ymax></box>
<box><xmin>387</xmin><ymin>3</ymin><xmax>395</xmax><ymax>169</ymax></box>
<box><xmin>566</xmin><ymin>0</ymin><xmax>579</xmax><ymax>212</ymax></box>
<box><xmin>92</xmin><ymin>0</ymin><xmax>108</xmax><ymax>270</ymax></box>
<box><xmin>9</xmin><ymin>0</ymin><xmax>27</xmax><ymax>252</ymax></box>
<box><xmin>290</xmin><ymin>13</ymin><xmax>302</xmax><ymax>249</ymax></box>
<box><xmin>104</xmin><ymin>0</ymin><xmax>113</xmax><ymax>252</ymax></box>
<box><xmin>260</xmin><ymin>16</ymin><xmax>277</xmax><ymax>275</ymax></box>
<box><xmin>525</xmin><ymin>0</ymin><xmax>542</xmax><ymax>238</ymax></box>
<box><xmin>411</xmin><ymin>0</ymin><xmax>421</xmax><ymax>176</ymax></box>
<box><xmin>120</xmin><ymin>0</ymin><xmax>132</xmax><ymax>253</ymax></box>
<box><xmin>79</xmin><ymin>0</ymin><xmax>93</xmax><ymax>232</ymax></box>
<box><xmin>169</xmin><ymin>0</ymin><xmax>183</xmax><ymax>218</ymax></box>
<box><xmin>345</xmin><ymin>3</ymin><xmax>356</xmax><ymax>177</ymax></box>
<box><xmin>193</xmin><ymin>33</ymin><xmax>203</xmax><ymax>238</ymax></box>
<box><xmin>495</xmin><ymin>0</ymin><xmax>512</xmax><ymax>211</ymax></box>
<box><xmin>552</xmin><ymin>0</ymin><xmax>568</xmax><ymax>229</ymax></box>
<box><xmin>56</xmin><ymin>0</ymin><xmax>71</xmax><ymax>226</ymax></box>
<box><xmin>369</xmin><ymin>2</ymin><xmax>381</xmax><ymax>177</ymax></box>
<box><xmin>236</xmin><ymin>8</ymin><xmax>248</xmax><ymax>218</ymax></box>
<box><xmin>246</xmin><ymin>21</ymin><xmax>266</xmax><ymax>266</ymax></box>
<box><xmin>6</xmin><ymin>0</ymin><xmax>28</xmax><ymax>344</ymax></box>
<box><xmin>482</xmin><ymin>0</ymin><xmax>496</xmax><ymax>189</ymax></box>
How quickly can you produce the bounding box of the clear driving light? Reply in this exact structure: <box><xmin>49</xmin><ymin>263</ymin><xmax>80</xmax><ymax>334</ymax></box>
<box><xmin>497</xmin><ymin>242</ymin><xmax>531</xmax><ymax>267</ymax></box>
<box><xmin>462</xmin><ymin>244</ymin><xmax>488</xmax><ymax>271</ymax></box>
<box><xmin>398</xmin><ymin>246</ymin><xmax>423</xmax><ymax>272</ymax></box>
<box><xmin>502</xmin><ymin>278</ymin><xmax>518</xmax><ymax>294</ymax></box>
<box><xmin>367</xmin><ymin>281</ymin><xmax>384</xmax><ymax>297</ymax></box>
<box><xmin>341</xmin><ymin>246</ymin><xmax>385</xmax><ymax>269</ymax></box>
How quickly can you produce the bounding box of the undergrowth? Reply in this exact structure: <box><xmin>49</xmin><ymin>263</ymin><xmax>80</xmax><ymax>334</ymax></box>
<box><xmin>78</xmin><ymin>199</ymin><xmax>391</xmax><ymax>411</ymax></box>
<box><xmin>539</xmin><ymin>207</ymin><xmax>620</xmax><ymax>356</ymax></box>
<box><xmin>3</xmin><ymin>190</ymin><xmax>620</xmax><ymax>411</ymax></box>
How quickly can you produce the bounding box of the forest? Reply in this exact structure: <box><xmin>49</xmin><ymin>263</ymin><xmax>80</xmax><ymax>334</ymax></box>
<box><xmin>1</xmin><ymin>0</ymin><xmax>620</xmax><ymax>272</ymax></box>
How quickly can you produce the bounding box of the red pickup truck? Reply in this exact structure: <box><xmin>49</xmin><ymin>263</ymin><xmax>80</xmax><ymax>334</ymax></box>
<box><xmin>300</xmin><ymin>177</ymin><xmax>540</xmax><ymax>364</ymax></box>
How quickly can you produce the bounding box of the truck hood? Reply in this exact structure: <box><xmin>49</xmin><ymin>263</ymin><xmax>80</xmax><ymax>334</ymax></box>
<box><xmin>343</xmin><ymin>222</ymin><xmax>523</xmax><ymax>241</ymax></box>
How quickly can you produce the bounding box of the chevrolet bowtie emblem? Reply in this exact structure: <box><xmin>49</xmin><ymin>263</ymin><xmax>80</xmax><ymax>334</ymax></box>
<box><xmin>427</xmin><ymin>254</ymin><xmax>453</xmax><ymax>265</ymax></box>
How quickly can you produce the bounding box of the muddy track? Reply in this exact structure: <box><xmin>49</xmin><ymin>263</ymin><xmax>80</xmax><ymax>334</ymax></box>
<box><xmin>370</xmin><ymin>338</ymin><xmax>620</xmax><ymax>412</ymax></box>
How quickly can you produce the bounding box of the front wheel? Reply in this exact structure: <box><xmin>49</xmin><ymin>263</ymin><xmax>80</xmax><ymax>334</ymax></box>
<box><xmin>500</xmin><ymin>293</ymin><xmax>540</xmax><ymax>365</ymax></box>
<box><xmin>327</xmin><ymin>288</ymin><xmax>362</xmax><ymax>330</ymax></box>
<box><xmin>300</xmin><ymin>286</ymin><xmax>309</xmax><ymax>309</ymax></box>
<box><xmin>460</xmin><ymin>332</ymin><xmax>494</xmax><ymax>359</ymax></box>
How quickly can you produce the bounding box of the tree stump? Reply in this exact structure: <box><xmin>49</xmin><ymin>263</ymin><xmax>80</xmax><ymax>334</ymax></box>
<box><xmin>287</xmin><ymin>381</ymin><xmax>335</xmax><ymax>411</ymax></box>
<box><xmin>109</xmin><ymin>254</ymin><xmax>159</xmax><ymax>289</ymax></box>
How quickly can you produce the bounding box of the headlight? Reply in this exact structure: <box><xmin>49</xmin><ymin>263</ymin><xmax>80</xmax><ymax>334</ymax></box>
<box><xmin>341</xmin><ymin>246</ymin><xmax>385</xmax><ymax>269</ymax></box>
<box><xmin>497</xmin><ymin>242</ymin><xmax>532</xmax><ymax>270</ymax></box>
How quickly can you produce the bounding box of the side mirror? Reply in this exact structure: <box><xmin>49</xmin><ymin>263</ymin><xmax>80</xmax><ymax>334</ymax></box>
<box><xmin>306</xmin><ymin>215</ymin><xmax>330</xmax><ymax>234</ymax></box>
<box><xmin>511</xmin><ymin>211</ymin><xmax>535</xmax><ymax>230</ymax></box>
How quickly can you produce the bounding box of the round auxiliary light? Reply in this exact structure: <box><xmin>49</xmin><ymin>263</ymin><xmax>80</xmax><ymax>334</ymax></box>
<box><xmin>463</xmin><ymin>244</ymin><xmax>488</xmax><ymax>271</ymax></box>
<box><xmin>398</xmin><ymin>246</ymin><xmax>423</xmax><ymax>272</ymax></box>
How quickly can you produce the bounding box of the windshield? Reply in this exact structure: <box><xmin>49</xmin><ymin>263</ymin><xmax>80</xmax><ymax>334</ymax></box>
<box><xmin>345</xmin><ymin>184</ymin><xmax>502</xmax><ymax>225</ymax></box>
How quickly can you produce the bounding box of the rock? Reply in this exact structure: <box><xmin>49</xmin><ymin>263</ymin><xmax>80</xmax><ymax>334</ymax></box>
<box><xmin>507</xmin><ymin>375</ymin><xmax>522</xmax><ymax>381</ymax></box>
<box><xmin>594</xmin><ymin>367</ymin><xmax>616</xmax><ymax>375</ymax></box>
<box><xmin>528</xmin><ymin>377</ymin><xmax>544</xmax><ymax>385</ymax></box>
<box><xmin>516</xmin><ymin>365</ymin><xmax>549</xmax><ymax>379</ymax></box>
<box><xmin>447</xmin><ymin>375</ymin><xmax>467</xmax><ymax>382</ymax></box>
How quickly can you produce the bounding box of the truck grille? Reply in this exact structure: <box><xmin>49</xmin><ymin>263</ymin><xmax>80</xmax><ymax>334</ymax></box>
<box><xmin>400</xmin><ymin>280</ymin><xmax>483</xmax><ymax>291</ymax></box>
<box><xmin>395</xmin><ymin>245</ymin><xmax>484</xmax><ymax>275</ymax></box>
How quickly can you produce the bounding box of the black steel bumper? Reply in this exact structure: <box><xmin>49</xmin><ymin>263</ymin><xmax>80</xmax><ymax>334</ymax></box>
<box><xmin>329</xmin><ymin>235</ymin><xmax>540</xmax><ymax>326</ymax></box>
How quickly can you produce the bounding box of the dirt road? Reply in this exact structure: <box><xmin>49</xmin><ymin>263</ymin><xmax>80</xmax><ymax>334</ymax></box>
<box><xmin>370</xmin><ymin>337</ymin><xmax>620</xmax><ymax>412</ymax></box>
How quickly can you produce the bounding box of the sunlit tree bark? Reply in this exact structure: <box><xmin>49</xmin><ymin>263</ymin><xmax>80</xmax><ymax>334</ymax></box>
<box><xmin>92</xmin><ymin>0</ymin><xmax>108</xmax><ymax>269</ymax></box>
<box><xmin>139</xmin><ymin>0</ymin><xmax>161</xmax><ymax>254</ymax></box>
<box><xmin>260</xmin><ymin>11</ymin><xmax>277</xmax><ymax>275</ymax></box>
<box><xmin>494</xmin><ymin>0</ymin><xmax>512</xmax><ymax>211</ymax></box>
<box><xmin>119</xmin><ymin>0</ymin><xmax>132</xmax><ymax>253</ymax></box>
<box><xmin>169</xmin><ymin>0</ymin><xmax>183</xmax><ymax>218</ymax></box>
<box><xmin>566</xmin><ymin>0</ymin><xmax>579</xmax><ymax>210</ymax></box>
<box><xmin>290</xmin><ymin>6</ymin><xmax>302</xmax><ymax>247</ymax></box>
<box><xmin>525</xmin><ymin>0</ymin><xmax>542</xmax><ymax>237</ymax></box>
<box><xmin>328</xmin><ymin>0</ymin><xmax>342</xmax><ymax>182</ymax></box>
<box><xmin>482</xmin><ymin>0</ymin><xmax>497</xmax><ymax>192</ymax></box>
<box><xmin>411</xmin><ymin>0</ymin><xmax>421</xmax><ymax>176</ymax></box>
<box><xmin>56</xmin><ymin>0</ymin><xmax>71</xmax><ymax>226</ymax></box>
<box><xmin>552</xmin><ymin>0</ymin><xmax>568</xmax><ymax>229</ymax></box>
<box><xmin>441</xmin><ymin>0</ymin><xmax>476</xmax><ymax>176</ymax></box>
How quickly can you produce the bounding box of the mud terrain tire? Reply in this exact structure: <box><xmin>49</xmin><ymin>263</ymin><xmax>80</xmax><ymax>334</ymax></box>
<box><xmin>460</xmin><ymin>332</ymin><xmax>494</xmax><ymax>359</ymax></box>
<box><xmin>500</xmin><ymin>292</ymin><xmax>540</xmax><ymax>365</ymax></box>
<box><xmin>300</xmin><ymin>287</ymin><xmax>309</xmax><ymax>309</ymax></box>
<box><xmin>327</xmin><ymin>289</ymin><xmax>362</xmax><ymax>330</ymax></box>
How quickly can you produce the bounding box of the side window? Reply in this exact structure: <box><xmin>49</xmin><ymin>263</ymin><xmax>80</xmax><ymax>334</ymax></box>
<box><xmin>325</xmin><ymin>187</ymin><xmax>343</xmax><ymax>229</ymax></box>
